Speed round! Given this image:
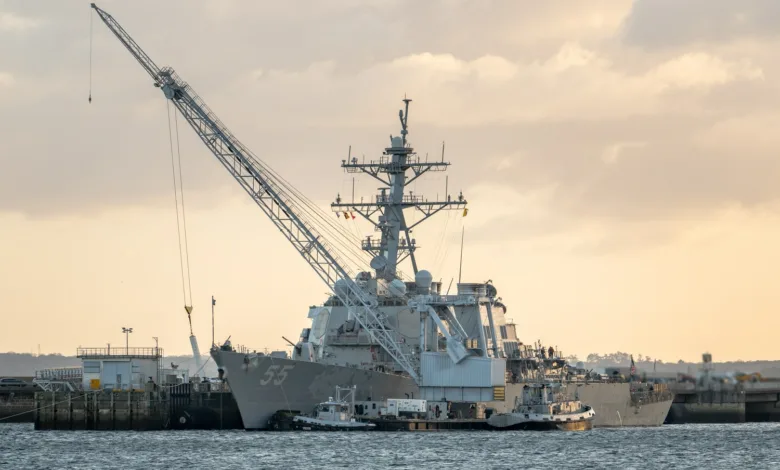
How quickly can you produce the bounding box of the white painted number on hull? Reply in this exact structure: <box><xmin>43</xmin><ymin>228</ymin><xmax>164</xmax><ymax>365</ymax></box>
<box><xmin>259</xmin><ymin>365</ymin><xmax>295</xmax><ymax>386</ymax></box>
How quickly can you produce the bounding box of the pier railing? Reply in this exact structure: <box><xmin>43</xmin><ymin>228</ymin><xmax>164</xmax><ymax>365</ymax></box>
<box><xmin>671</xmin><ymin>381</ymin><xmax>780</xmax><ymax>393</ymax></box>
<box><xmin>35</xmin><ymin>367</ymin><xmax>83</xmax><ymax>380</ymax></box>
<box><xmin>77</xmin><ymin>347</ymin><xmax>163</xmax><ymax>359</ymax></box>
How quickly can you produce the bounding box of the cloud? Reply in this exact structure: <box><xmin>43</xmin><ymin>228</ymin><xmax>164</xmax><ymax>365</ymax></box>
<box><xmin>601</xmin><ymin>141</ymin><xmax>647</xmax><ymax>164</ymax></box>
<box><xmin>464</xmin><ymin>183</ymin><xmax>562</xmax><ymax>235</ymax></box>
<box><xmin>238</xmin><ymin>44</ymin><xmax>762</xmax><ymax>129</ymax></box>
<box><xmin>647</xmin><ymin>53</ymin><xmax>763</xmax><ymax>91</ymax></box>
<box><xmin>491</xmin><ymin>156</ymin><xmax>514</xmax><ymax>171</ymax></box>
<box><xmin>692</xmin><ymin>112</ymin><xmax>780</xmax><ymax>154</ymax></box>
<box><xmin>0</xmin><ymin>0</ymin><xmax>776</xmax><ymax>251</ymax></box>
<box><xmin>0</xmin><ymin>12</ymin><xmax>42</xmax><ymax>32</ymax></box>
<box><xmin>200</xmin><ymin>0</ymin><xmax>632</xmax><ymax>64</ymax></box>
<box><xmin>622</xmin><ymin>0</ymin><xmax>780</xmax><ymax>48</ymax></box>
<box><xmin>0</xmin><ymin>72</ymin><xmax>13</xmax><ymax>87</ymax></box>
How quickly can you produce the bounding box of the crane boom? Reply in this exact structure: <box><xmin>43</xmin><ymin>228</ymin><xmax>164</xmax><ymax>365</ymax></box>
<box><xmin>89</xmin><ymin>5</ymin><xmax>160</xmax><ymax>81</ymax></box>
<box><xmin>91</xmin><ymin>4</ymin><xmax>419</xmax><ymax>381</ymax></box>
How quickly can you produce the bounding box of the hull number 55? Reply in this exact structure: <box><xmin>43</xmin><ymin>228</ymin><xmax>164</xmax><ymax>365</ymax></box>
<box><xmin>259</xmin><ymin>364</ymin><xmax>295</xmax><ymax>386</ymax></box>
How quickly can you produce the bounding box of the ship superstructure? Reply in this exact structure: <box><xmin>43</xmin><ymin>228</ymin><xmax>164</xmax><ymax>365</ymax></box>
<box><xmin>291</xmin><ymin>98</ymin><xmax>510</xmax><ymax>402</ymax></box>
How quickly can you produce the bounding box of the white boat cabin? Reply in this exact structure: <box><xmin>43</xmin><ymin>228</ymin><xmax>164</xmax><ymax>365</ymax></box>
<box><xmin>315</xmin><ymin>398</ymin><xmax>353</xmax><ymax>423</ymax></box>
<box><xmin>515</xmin><ymin>383</ymin><xmax>583</xmax><ymax>415</ymax></box>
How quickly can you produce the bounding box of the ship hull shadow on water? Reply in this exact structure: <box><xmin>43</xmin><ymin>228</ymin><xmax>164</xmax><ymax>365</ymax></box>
<box><xmin>291</xmin><ymin>420</ymin><xmax>376</xmax><ymax>431</ymax></box>
<box><xmin>491</xmin><ymin>420</ymin><xmax>593</xmax><ymax>431</ymax></box>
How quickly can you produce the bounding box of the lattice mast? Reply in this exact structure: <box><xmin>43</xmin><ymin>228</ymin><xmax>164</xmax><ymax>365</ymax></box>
<box><xmin>333</xmin><ymin>98</ymin><xmax>467</xmax><ymax>280</ymax></box>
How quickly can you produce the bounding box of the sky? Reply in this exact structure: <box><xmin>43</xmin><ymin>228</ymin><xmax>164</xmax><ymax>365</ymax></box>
<box><xmin>1</xmin><ymin>0</ymin><xmax>780</xmax><ymax>362</ymax></box>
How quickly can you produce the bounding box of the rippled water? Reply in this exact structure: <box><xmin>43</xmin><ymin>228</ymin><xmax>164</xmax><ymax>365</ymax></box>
<box><xmin>2</xmin><ymin>423</ymin><xmax>779</xmax><ymax>469</ymax></box>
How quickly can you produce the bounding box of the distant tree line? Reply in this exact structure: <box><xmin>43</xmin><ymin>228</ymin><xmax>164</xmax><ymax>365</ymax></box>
<box><xmin>560</xmin><ymin>351</ymin><xmax>780</xmax><ymax>377</ymax></box>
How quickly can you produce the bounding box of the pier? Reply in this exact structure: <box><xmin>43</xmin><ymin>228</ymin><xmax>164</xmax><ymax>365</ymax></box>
<box><xmin>34</xmin><ymin>385</ymin><xmax>243</xmax><ymax>431</ymax></box>
<box><xmin>26</xmin><ymin>346</ymin><xmax>244</xmax><ymax>430</ymax></box>
<box><xmin>666</xmin><ymin>380</ymin><xmax>780</xmax><ymax>424</ymax></box>
<box><xmin>0</xmin><ymin>379</ymin><xmax>36</xmax><ymax>423</ymax></box>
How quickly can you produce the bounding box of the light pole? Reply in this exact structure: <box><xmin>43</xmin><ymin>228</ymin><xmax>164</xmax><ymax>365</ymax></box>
<box><xmin>152</xmin><ymin>336</ymin><xmax>159</xmax><ymax>356</ymax></box>
<box><xmin>122</xmin><ymin>327</ymin><xmax>133</xmax><ymax>352</ymax></box>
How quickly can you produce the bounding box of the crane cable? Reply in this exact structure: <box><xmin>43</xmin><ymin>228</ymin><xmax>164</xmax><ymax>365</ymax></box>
<box><xmin>174</xmin><ymin>107</ymin><xmax>194</xmax><ymax>309</ymax></box>
<box><xmin>88</xmin><ymin>7</ymin><xmax>92</xmax><ymax>103</ymax></box>
<box><xmin>166</xmin><ymin>101</ymin><xmax>194</xmax><ymax>333</ymax></box>
<box><xmin>89</xmin><ymin>8</ymin><xmax>198</xmax><ymax>333</ymax></box>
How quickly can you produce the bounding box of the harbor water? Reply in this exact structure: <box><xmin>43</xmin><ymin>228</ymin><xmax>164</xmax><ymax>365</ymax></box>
<box><xmin>2</xmin><ymin>423</ymin><xmax>779</xmax><ymax>469</ymax></box>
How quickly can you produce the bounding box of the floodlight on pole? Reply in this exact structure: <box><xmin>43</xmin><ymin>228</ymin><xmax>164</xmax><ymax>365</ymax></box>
<box><xmin>122</xmin><ymin>327</ymin><xmax>133</xmax><ymax>352</ymax></box>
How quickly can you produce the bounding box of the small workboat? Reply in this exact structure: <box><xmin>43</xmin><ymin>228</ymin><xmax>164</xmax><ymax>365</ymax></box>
<box><xmin>487</xmin><ymin>382</ymin><xmax>595</xmax><ymax>431</ymax></box>
<box><xmin>292</xmin><ymin>385</ymin><xmax>376</xmax><ymax>431</ymax></box>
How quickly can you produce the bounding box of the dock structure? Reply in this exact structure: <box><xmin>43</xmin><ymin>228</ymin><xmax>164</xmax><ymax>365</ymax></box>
<box><xmin>0</xmin><ymin>378</ymin><xmax>36</xmax><ymax>423</ymax></box>
<box><xmin>33</xmin><ymin>384</ymin><xmax>242</xmax><ymax>431</ymax></box>
<box><xmin>662</xmin><ymin>353</ymin><xmax>780</xmax><ymax>424</ymax></box>
<box><xmin>666</xmin><ymin>380</ymin><xmax>780</xmax><ymax>424</ymax></box>
<box><xmin>35</xmin><ymin>390</ymin><xmax>166</xmax><ymax>430</ymax></box>
<box><xmin>30</xmin><ymin>346</ymin><xmax>243</xmax><ymax>430</ymax></box>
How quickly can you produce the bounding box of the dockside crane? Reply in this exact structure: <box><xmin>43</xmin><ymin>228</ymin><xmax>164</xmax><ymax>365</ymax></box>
<box><xmin>90</xmin><ymin>4</ymin><xmax>420</xmax><ymax>381</ymax></box>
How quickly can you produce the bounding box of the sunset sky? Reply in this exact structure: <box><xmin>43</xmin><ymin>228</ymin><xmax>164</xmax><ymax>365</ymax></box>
<box><xmin>2</xmin><ymin>0</ymin><xmax>779</xmax><ymax>362</ymax></box>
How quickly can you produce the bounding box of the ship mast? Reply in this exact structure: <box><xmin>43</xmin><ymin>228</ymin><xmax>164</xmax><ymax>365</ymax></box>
<box><xmin>332</xmin><ymin>98</ymin><xmax>466</xmax><ymax>280</ymax></box>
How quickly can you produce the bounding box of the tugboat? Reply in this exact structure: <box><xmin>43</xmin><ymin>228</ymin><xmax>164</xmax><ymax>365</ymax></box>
<box><xmin>292</xmin><ymin>386</ymin><xmax>376</xmax><ymax>431</ymax></box>
<box><xmin>488</xmin><ymin>382</ymin><xmax>595</xmax><ymax>431</ymax></box>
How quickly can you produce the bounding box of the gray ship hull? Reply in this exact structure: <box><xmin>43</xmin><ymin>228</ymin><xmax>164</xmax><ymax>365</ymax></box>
<box><xmin>214</xmin><ymin>349</ymin><xmax>672</xmax><ymax>429</ymax></box>
<box><xmin>567</xmin><ymin>383</ymin><xmax>672</xmax><ymax>427</ymax></box>
<box><xmin>212</xmin><ymin>350</ymin><xmax>417</xmax><ymax>429</ymax></box>
<box><xmin>492</xmin><ymin>383</ymin><xmax>673</xmax><ymax>427</ymax></box>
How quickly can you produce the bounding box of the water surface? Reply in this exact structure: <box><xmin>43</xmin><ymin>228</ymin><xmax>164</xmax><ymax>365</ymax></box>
<box><xmin>2</xmin><ymin>423</ymin><xmax>778</xmax><ymax>469</ymax></box>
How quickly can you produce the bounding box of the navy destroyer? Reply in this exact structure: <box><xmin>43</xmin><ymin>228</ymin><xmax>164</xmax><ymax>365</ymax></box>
<box><xmin>205</xmin><ymin>101</ymin><xmax>672</xmax><ymax>428</ymax></box>
<box><xmin>91</xmin><ymin>3</ymin><xmax>672</xmax><ymax>430</ymax></box>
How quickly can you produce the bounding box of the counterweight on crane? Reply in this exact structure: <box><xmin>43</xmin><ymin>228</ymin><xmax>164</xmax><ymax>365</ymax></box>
<box><xmin>90</xmin><ymin>3</ymin><xmax>420</xmax><ymax>381</ymax></box>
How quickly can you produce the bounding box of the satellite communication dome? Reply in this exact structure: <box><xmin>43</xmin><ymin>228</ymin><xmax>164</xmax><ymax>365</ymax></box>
<box><xmin>415</xmin><ymin>270</ymin><xmax>433</xmax><ymax>293</ymax></box>
<box><xmin>388</xmin><ymin>279</ymin><xmax>407</xmax><ymax>297</ymax></box>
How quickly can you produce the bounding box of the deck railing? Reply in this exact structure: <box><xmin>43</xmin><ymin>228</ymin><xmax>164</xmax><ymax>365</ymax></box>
<box><xmin>35</xmin><ymin>367</ymin><xmax>83</xmax><ymax>380</ymax></box>
<box><xmin>76</xmin><ymin>347</ymin><xmax>163</xmax><ymax>358</ymax></box>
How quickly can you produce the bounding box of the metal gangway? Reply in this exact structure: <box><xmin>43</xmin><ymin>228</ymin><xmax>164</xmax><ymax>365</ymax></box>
<box><xmin>33</xmin><ymin>367</ymin><xmax>83</xmax><ymax>392</ymax></box>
